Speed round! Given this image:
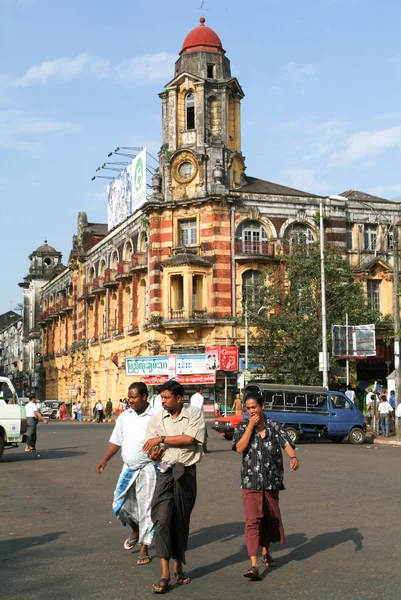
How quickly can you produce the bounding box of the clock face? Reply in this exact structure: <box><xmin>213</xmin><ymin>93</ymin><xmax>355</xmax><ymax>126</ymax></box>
<box><xmin>172</xmin><ymin>153</ymin><xmax>198</xmax><ymax>184</ymax></box>
<box><xmin>178</xmin><ymin>161</ymin><xmax>194</xmax><ymax>180</ymax></box>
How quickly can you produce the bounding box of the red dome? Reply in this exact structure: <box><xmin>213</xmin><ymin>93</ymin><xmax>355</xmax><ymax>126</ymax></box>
<box><xmin>180</xmin><ymin>17</ymin><xmax>225</xmax><ymax>56</ymax></box>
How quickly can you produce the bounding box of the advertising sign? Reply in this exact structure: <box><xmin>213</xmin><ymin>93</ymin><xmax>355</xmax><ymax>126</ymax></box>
<box><xmin>332</xmin><ymin>324</ymin><xmax>376</xmax><ymax>357</ymax></box>
<box><xmin>176</xmin><ymin>354</ymin><xmax>210</xmax><ymax>376</ymax></box>
<box><xmin>206</xmin><ymin>346</ymin><xmax>238</xmax><ymax>371</ymax></box>
<box><xmin>107</xmin><ymin>148</ymin><xmax>147</xmax><ymax>230</ymax></box>
<box><xmin>125</xmin><ymin>355</ymin><xmax>169</xmax><ymax>377</ymax></box>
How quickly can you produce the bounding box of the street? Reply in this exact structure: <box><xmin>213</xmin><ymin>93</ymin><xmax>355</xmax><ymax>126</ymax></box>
<box><xmin>1</xmin><ymin>422</ymin><xmax>400</xmax><ymax>600</ymax></box>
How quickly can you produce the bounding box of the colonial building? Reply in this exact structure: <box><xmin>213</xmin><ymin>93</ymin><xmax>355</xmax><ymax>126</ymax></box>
<box><xmin>36</xmin><ymin>18</ymin><xmax>400</xmax><ymax>408</ymax></box>
<box><xmin>0</xmin><ymin>311</ymin><xmax>23</xmax><ymax>393</ymax></box>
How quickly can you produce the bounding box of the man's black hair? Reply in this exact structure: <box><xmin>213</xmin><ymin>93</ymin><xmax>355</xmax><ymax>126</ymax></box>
<box><xmin>160</xmin><ymin>379</ymin><xmax>185</xmax><ymax>399</ymax></box>
<box><xmin>128</xmin><ymin>382</ymin><xmax>149</xmax><ymax>398</ymax></box>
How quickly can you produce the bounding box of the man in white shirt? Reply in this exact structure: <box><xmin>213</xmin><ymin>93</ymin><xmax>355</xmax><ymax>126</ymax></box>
<box><xmin>96</xmin><ymin>382</ymin><xmax>156</xmax><ymax>565</ymax></box>
<box><xmin>76</xmin><ymin>401</ymin><xmax>82</xmax><ymax>422</ymax></box>
<box><xmin>152</xmin><ymin>391</ymin><xmax>163</xmax><ymax>413</ymax></box>
<box><xmin>345</xmin><ymin>386</ymin><xmax>355</xmax><ymax>404</ymax></box>
<box><xmin>25</xmin><ymin>394</ymin><xmax>48</xmax><ymax>452</ymax></box>
<box><xmin>378</xmin><ymin>397</ymin><xmax>394</xmax><ymax>437</ymax></box>
<box><xmin>190</xmin><ymin>387</ymin><xmax>208</xmax><ymax>452</ymax></box>
<box><xmin>95</xmin><ymin>401</ymin><xmax>104</xmax><ymax>423</ymax></box>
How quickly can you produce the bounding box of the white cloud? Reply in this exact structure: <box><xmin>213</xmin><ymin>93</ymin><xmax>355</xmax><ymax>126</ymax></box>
<box><xmin>328</xmin><ymin>125</ymin><xmax>401</xmax><ymax>167</ymax></box>
<box><xmin>115</xmin><ymin>52</ymin><xmax>176</xmax><ymax>84</ymax></box>
<box><xmin>0</xmin><ymin>109</ymin><xmax>78</xmax><ymax>150</ymax></box>
<box><xmin>281</xmin><ymin>167</ymin><xmax>330</xmax><ymax>194</ymax></box>
<box><xmin>281</xmin><ymin>62</ymin><xmax>317</xmax><ymax>84</ymax></box>
<box><xmin>14</xmin><ymin>53</ymin><xmax>111</xmax><ymax>86</ymax></box>
<box><xmin>2</xmin><ymin>51</ymin><xmax>175</xmax><ymax>88</ymax></box>
<box><xmin>371</xmin><ymin>183</ymin><xmax>401</xmax><ymax>198</ymax></box>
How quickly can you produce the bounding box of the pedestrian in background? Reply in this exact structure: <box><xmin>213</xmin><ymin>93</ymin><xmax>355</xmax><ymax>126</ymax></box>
<box><xmin>96</xmin><ymin>401</ymin><xmax>105</xmax><ymax>423</ymax></box>
<box><xmin>190</xmin><ymin>386</ymin><xmax>208</xmax><ymax>452</ymax></box>
<box><xmin>232</xmin><ymin>391</ymin><xmax>299</xmax><ymax>580</ymax></box>
<box><xmin>233</xmin><ymin>392</ymin><xmax>243</xmax><ymax>416</ymax></box>
<box><xmin>25</xmin><ymin>394</ymin><xmax>48</xmax><ymax>453</ymax></box>
<box><xmin>106</xmin><ymin>399</ymin><xmax>113</xmax><ymax>419</ymax></box>
<box><xmin>389</xmin><ymin>390</ymin><xmax>396</xmax><ymax>411</ymax></box>
<box><xmin>96</xmin><ymin>382</ymin><xmax>156</xmax><ymax>566</ymax></box>
<box><xmin>143</xmin><ymin>380</ymin><xmax>205</xmax><ymax>593</ymax></box>
<box><xmin>76</xmin><ymin>401</ymin><xmax>82</xmax><ymax>422</ymax></box>
<box><xmin>378</xmin><ymin>396</ymin><xmax>393</xmax><ymax>437</ymax></box>
<box><xmin>72</xmin><ymin>402</ymin><xmax>78</xmax><ymax>420</ymax></box>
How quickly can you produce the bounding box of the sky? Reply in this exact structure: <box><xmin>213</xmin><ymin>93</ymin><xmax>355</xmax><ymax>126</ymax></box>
<box><xmin>1</xmin><ymin>0</ymin><xmax>401</xmax><ymax>314</ymax></box>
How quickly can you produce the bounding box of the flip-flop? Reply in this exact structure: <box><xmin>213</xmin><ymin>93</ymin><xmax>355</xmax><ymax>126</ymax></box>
<box><xmin>152</xmin><ymin>578</ymin><xmax>171</xmax><ymax>594</ymax></box>
<box><xmin>174</xmin><ymin>571</ymin><xmax>191</xmax><ymax>585</ymax></box>
<box><xmin>137</xmin><ymin>555</ymin><xmax>151</xmax><ymax>565</ymax></box>
<box><xmin>123</xmin><ymin>534</ymin><xmax>139</xmax><ymax>550</ymax></box>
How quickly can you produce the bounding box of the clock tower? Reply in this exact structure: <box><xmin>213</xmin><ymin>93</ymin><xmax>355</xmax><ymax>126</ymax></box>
<box><xmin>158</xmin><ymin>17</ymin><xmax>245</xmax><ymax>202</ymax></box>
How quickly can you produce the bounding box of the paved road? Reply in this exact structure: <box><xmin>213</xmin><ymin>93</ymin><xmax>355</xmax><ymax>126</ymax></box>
<box><xmin>1</xmin><ymin>422</ymin><xmax>400</xmax><ymax>600</ymax></box>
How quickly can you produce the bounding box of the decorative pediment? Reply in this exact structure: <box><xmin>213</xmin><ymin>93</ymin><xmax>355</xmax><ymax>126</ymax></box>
<box><xmin>164</xmin><ymin>72</ymin><xmax>204</xmax><ymax>90</ymax></box>
<box><xmin>356</xmin><ymin>257</ymin><xmax>393</xmax><ymax>276</ymax></box>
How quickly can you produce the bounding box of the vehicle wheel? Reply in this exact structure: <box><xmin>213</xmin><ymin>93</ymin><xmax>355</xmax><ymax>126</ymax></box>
<box><xmin>285</xmin><ymin>427</ymin><xmax>299</xmax><ymax>444</ymax></box>
<box><xmin>50</xmin><ymin>412</ymin><xmax>56</xmax><ymax>419</ymax></box>
<box><xmin>330</xmin><ymin>436</ymin><xmax>345</xmax><ymax>443</ymax></box>
<box><xmin>223</xmin><ymin>433</ymin><xmax>233</xmax><ymax>441</ymax></box>
<box><xmin>349</xmin><ymin>428</ymin><xmax>365</xmax><ymax>445</ymax></box>
<box><xmin>0</xmin><ymin>437</ymin><xmax>4</xmax><ymax>460</ymax></box>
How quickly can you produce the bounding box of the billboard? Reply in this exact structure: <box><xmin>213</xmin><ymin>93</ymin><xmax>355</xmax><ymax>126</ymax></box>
<box><xmin>206</xmin><ymin>346</ymin><xmax>239</xmax><ymax>371</ymax></box>
<box><xmin>125</xmin><ymin>355</ymin><xmax>169</xmax><ymax>377</ymax></box>
<box><xmin>107</xmin><ymin>148</ymin><xmax>147</xmax><ymax>230</ymax></box>
<box><xmin>332</xmin><ymin>324</ymin><xmax>376</xmax><ymax>358</ymax></box>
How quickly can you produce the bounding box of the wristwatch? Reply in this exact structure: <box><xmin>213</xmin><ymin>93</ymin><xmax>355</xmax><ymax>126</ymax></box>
<box><xmin>160</xmin><ymin>436</ymin><xmax>166</xmax><ymax>444</ymax></box>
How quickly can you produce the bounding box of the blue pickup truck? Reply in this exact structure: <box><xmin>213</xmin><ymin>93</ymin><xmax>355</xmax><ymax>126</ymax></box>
<box><xmin>212</xmin><ymin>382</ymin><xmax>366</xmax><ymax>444</ymax></box>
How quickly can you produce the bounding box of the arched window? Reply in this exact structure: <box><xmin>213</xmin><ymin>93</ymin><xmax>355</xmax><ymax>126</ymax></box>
<box><xmin>242</xmin><ymin>269</ymin><xmax>262</xmax><ymax>303</ymax></box>
<box><xmin>236</xmin><ymin>220</ymin><xmax>268</xmax><ymax>255</ymax></box>
<box><xmin>124</xmin><ymin>241</ymin><xmax>133</xmax><ymax>261</ymax></box>
<box><xmin>99</xmin><ymin>260</ymin><xmax>106</xmax><ymax>277</ymax></box>
<box><xmin>110</xmin><ymin>251</ymin><xmax>119</xmax><ymax>270</ymax></box>
<box><xmin>186</xmin><ymin>93</ymin><xmax>195</xmax><ymax>130</ymax></box>
<box><xmin>284</xmin><ymin>223</ymin><xmax>314</xmax><ymax>255</ymax></box>
<box><xmin>139</xmin><ymin>233</ymin><xmax>148</xmax><ymax>253</ymax></box>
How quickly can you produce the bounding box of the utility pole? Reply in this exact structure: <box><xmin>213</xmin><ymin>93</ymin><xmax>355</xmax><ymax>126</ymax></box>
<box><xmin>393</xmin><ymin>223</ymin><xmax>401</xmax><ymax>439</ymax></box>
<box><xmin>319</xmin><ymin>198</ymin><xmax>328</xmax><ymax>387</ymax></box>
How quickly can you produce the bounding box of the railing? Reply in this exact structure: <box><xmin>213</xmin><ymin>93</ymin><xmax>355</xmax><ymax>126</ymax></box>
<box><xmin>117</xmin><ymin>261</ymin><xmax>131</xmax><ymax>276</ymax></box>
<box><xmin>192</xmin><ymin>309</ymin><xmax>207</xmax><ymax>319</ymax></box>
<box><xmin>169</xmin><ymin>308</ymin><xmax>186</xmax><ymax>320</ymax></box>
<box><xmin>131</xmin><ymin>253</ymin><xmax>147</xmax><ymax>268</ymax></box>
<box><xmin>235</xmin><ymin>241</ymin><xmax>275</xmax><ymax>257</ymax></box>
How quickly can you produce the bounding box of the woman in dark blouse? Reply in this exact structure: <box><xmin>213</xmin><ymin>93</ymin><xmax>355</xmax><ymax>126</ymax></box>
<box><xmin>232</xmin><ymin>391</ymin><xmax>299</xmax><ymax>580</ymax></box>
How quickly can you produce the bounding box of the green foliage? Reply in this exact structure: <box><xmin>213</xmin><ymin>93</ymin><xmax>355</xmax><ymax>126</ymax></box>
<box><xmin>245</xmin><ymin>243</ymin><xmax>393</xmax><ymax>385</ymax></box>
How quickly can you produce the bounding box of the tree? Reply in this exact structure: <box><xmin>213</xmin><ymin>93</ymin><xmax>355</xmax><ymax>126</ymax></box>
<box><xmin>245</xmin><ymin>243</ymin><xmax>393</xmax><ymax>385</ymax></box>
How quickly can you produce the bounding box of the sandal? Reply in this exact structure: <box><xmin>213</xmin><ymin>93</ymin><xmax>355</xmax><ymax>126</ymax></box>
<box><xmin>243</xmin><ymin>566</ymin><xmax>260</xmax><ymax>580</ymax></box>
<box><xmin>261</xmin><ymin>553</ymin><xmax>277</xmax><ymax>567</ymax></box>
<box><xmin>123</xmin><ymin>533</ymin><xmax>139</xmax><ymax>550</ymax></box>
<box><xmin>152</xmin><ymin>578</ymin><xmax>171</xmax><ymax>594</ymax></box>
<box><xmin>137</xmin><ymin>555</ymin><xmax>151</xmax><ymax>565</ymax></box>
<box><xmin>174</xmin><ymin>571</ymin><xmax>191</xmax><ymax>585</ymax></box>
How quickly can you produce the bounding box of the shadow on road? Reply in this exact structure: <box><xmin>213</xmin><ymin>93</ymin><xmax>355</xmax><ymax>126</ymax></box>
<box><xmin>188</xmin><ymin>525</ymin><xmax>363</xmax><ymax>580</ymax></box>
<box><xmin>0</xmin><ymin>531</ymin><xmax>66</xmax><ymax>557</ymax></box>
<box><xmin>1</xmin><ymin>449</ymin><xmax>88</xmax><ymax>463</ymax></box>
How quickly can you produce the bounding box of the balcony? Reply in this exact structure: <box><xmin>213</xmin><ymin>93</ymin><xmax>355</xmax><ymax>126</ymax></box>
<box><xmin>103</xmin><ymin>269</ymin><xmax>118</xmax><ymax>287</ymax></box>
<box><xmin>167</xmin><ymin>308</ymin><xmax>208</xmax><ymax>322</ymax></box>
<box><xmin>117</xmin><ymin>261</ymin><xmax>132</xmax><ymax>279</ymax></box>
<box><xmin>235</xmin><ymin>241</ymin><xmax>275</xmax><ymax>259</ymax></box>
<box><xmin>92</xmin><ymin>277</ymin><xmax>105</xmax><ymax>293</ymax></box>
<box><xmin>131</xmin><ymin>253</ymin><xmax>147</xmax><ymax>270</ymax></box>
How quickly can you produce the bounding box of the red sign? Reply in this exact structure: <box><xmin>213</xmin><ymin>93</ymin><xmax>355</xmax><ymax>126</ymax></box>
<box><xmin>206</xmin><ymin>346</ymin><xmax>238</xmax><ymax>371</ymax></box>
<box><xmin>176</xmin><ymin>373</ymin><xmax>216</xmax><ymax>384</ymax></box>
<box><xmin>141</xmin><ymin>374</ymin><xmax>216</xmax><ymax>385</ymax></box>
<box><xmin>141</xmin><ymin>376</ymin><xmax>169</xmax><ymax>385</ymax></box>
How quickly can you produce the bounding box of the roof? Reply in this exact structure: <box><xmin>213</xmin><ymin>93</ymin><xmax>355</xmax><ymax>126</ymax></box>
<box><xmin>161</xmin><ymin>250</ymin><xmax>212</xmax><ymax>269</ymax></box>
<box><xmin>235</xmin><ymin>176</ymin><xmax>320</xmax><ymax>198</ymax></box>
<box><xmin>0</xmin><ymin>311</ymin><xmax>22</xmax><ymax>332</ymax></box>
<box><xmin>180</xmin><ymin>17</ymin><xmax>225</xmax><ymax>56</ymax></box>
<box><xmin>339</xmin><ymin>190</ymin><xmax>391</xmax><ymax>204</ymax></box>
<box><xmin>355</xmin><ymin>257</ymin><xmax>392</xmax><ymax>273</ymax></box>
<box><xmin>88</xmin><ymin>223</ymin><xmax>108</xmax><ymax>236</ymax></box>
<box><xmin>34</xmin><ymin>240</ymin><xmax>59</xmax><ymax>254</ymax></box>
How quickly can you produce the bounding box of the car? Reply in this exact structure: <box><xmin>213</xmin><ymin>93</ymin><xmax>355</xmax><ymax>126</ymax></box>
<box><xmin>39</xmin><ymin>401</ymin><xmax>62</xmax><ymax>419</ymax></box>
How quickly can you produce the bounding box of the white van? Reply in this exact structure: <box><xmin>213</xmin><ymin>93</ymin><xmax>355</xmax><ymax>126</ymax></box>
<box><xmin>0</xmin><ymin>377</ymin><xmax>27</xmax><ymax>459</ymax></box>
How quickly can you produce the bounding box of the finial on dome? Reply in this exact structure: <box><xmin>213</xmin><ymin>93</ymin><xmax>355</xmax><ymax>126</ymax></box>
<box><xmin>44</xmin><ymin>239</ymin><xmax>47</xmax><ymax>244</ymax></box>
<box><xmin>200</xmin><ymin>16</ymin><xmax>206</xmax><ymax>25</ymax></box>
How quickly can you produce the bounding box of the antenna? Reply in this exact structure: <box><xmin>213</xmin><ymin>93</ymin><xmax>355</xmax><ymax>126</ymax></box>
<box><xmin>198</xmin><ymin>1</ymin><xmax>209</xmax><ymax>15</ymax></box>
